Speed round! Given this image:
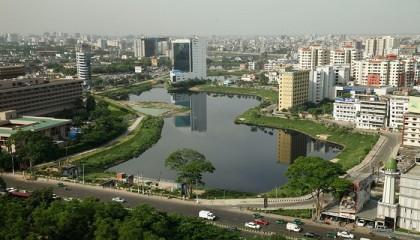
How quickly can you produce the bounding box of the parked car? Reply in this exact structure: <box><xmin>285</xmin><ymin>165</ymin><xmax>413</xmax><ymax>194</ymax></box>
<box><xmin>294</xmin><ymin>219</ymin><xmax>303</xmax><ymax>225</ymax></box>
<box><xmin>64</xmin><ymin>197</ymin><xmax>74</xmax><ymax>202</ymax></box>
<box><xmin>375</xmin><ymin>225</ymin><xmax>392</xmax><ymax>232</ymax></box>
<box><xmin>252</xmin><ymin>213</ymin><xmax>262</xmax><ymax>219</ymax></box>
<box><xmin>366</xmin><ymin>222</ymin><xmax>375</xmax><ymax>229</ymax></box>
<box><xmin>337</xmin><ymin>230</ymin><xmax>355</xmax><ymax>239</ymax></box>
<box><xmin>227</xmin><ymin>226</ymin><xmax>238</xmax><ymax>231</ymax></box>
<box><xmin>304</xmin><ymin>232</ymin><xmax>322</xmax><ymax>238</ymax></box>
<box><xmin>6</xmin><ymin>187</ymin><xmax>17</xmax><ymax>192</ymax></box>
<box><xmin>245</xmin><ymin>222</ymin><xmax>261</xmax><ymax>229</ymax></box>
<box><xmin>357</xmin><ymin>219</ymin><xmax>366</xmax><ymax>227</ymax></box>
<box><xmin>112</xmin><ymin>197</ymin><xmax>126</xmax><ymax>203</ymax></box>
<box><xmin>326</xmin><ymin>231</ymin><xmax>337</xmax><ymax>238</ymax></box>
<box><xmin>57</xmin><ymin>182</ymin><xmax>65</xmax><ymax>188</ymax></box>
<box><xmin>275</xmin><ymin>219</ymin><xmax>287</xmax><ymax>224</ymax></box>
<box><xmin>253</xmin><ymin>218</ymin><xmax>269</xmax><ymax>225</ymax></box>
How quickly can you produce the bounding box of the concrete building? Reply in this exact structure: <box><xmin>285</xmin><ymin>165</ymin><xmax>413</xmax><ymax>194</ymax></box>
<box><xmin>355</xmin><ymin>98</ymin><xmax>388</xmax><ymax>129</ymax></box>
<box><xmin>298</xmin><ymin>46</ymin><xmax>330</xmax><ymax>70</ymax></box>
<box><xmin>397</xmin><ymin>164</ymin><xmax>420</xmax><ymax>232</ymax></box>
<box><xmin>388</xmin><ymin>95</ymin><xmax>410</xmax><ymax>131</ymax></box>
<box><xmin>333</xmin><ymin>98</ymin><xmax>359</xmax><ymax>123</ymax></box>
<box><xmin>248</xmin><ymin>61</ymin><xmax>258</xmax><ymax>71</ymax></box>
<box><xmin>376</xmin><ymin>158</ymin><xmax>400</xmax><ymax>229</ymax></box>
<box><xmin>0</xmin><ymin>110</ymin><xmax>72</xmax><ymax>152</ymax></box>
<box><xmin>352</xmin><ymin>57</ymin><xmax>415</xmax><ymax>87</ymax></box>
<box><xmin>76</xmin><ymin>51</ymin><xmax>91</xmax><ymax>86</ymax></box>
<box><xmin>0</xmin><ymin>65</ymin><xmax>25</xmax><ymax>80</ymax></box>
<box><xmin>170</xmin><ymin>37</ymin><xmax>207</xmax><ymax>83</ymax></box>
<box><xmin>309</xmin><ymin>65</ymin><xmax>350</xmax><ymax>104</ymax></box>
<box><xmin>0</xmin><ymin>78</ymin><xmax>83</xmax><ymax>116</ymax></box>
<box><xmin>278</xmin><ymin>69</ymin><xmax>310</xmax><ymax>110</ymax></box>
<box><xmin>133</xmin><ymin>37</ymin><xmax>169</xmax><ymax>59</ymax></box>
<box><xmin>402</xmin><ymin>97</ymin><xmax>420</xmax><ymax>147</ymax></box>
<box><xmin>364</xmin><ymin>36</ymin><xmax>400</xmax><ymax>57</ymax></box>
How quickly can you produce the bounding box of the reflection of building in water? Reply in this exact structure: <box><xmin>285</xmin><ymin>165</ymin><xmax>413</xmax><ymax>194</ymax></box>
<box><xmin>277</xmin><ymin>130</ymin><xmax>307</xmax><ymax>164</ymax></box>
<box><xmin>171</xmin><ymin>93</ymin><xmax>207</xmax><ymax>132</ymax></box>
<box><xmin>306</xmin><ymin>139</ymin><xmax>329</xmax><ymax>154</ymax></box>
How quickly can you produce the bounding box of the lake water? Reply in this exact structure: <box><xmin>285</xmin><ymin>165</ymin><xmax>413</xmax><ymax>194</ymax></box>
<box><xmin>109</xmin><ymin>88</ymin><xmax>341</xmax><ymax>193</ymax></box>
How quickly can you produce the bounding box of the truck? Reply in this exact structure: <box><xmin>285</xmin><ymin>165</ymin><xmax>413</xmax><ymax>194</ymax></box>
<box><xmin>199</xmin><ymin>210</ymin><xmax>216</xmax><ymax>220</ymax></box>
<box><xmin>286</xmin><ymin>222</ymin><xmax>301</xmax><ymax>232</ymax></box>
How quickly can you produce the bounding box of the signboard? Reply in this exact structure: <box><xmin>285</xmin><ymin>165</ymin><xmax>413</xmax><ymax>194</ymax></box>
<box><xmin>321</xmin><ymin>211</ymin><xmax>356</xmax><ymax>220</ymax></box>
<box><xmin>335</xmin><ymin>98</ymin><xmax>355</xmax><ymax>103</ymax></box>
<box><xmin>408</xmin><ymin>96</ymin><xmax>420</xmax><ymax>114</ymax></box>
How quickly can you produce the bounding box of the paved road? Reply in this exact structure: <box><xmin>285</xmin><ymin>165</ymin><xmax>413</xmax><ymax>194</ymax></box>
<box><xmin>2</xmin><ymin>173</ymin><xmax>393</xmax><ymax>240</ymax></box>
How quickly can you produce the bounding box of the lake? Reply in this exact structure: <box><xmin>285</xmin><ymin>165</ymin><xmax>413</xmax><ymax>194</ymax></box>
<box><xmin>109</xmin><ymin>88</ymin><xmax>341</xmax><ymax>193</ymax></box>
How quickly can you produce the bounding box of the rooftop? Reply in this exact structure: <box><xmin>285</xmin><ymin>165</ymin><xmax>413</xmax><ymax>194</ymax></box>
<box><xmin>0</xmin><ymin>116</ymin><xmax>71</xmax><ymax>136</ymax></box>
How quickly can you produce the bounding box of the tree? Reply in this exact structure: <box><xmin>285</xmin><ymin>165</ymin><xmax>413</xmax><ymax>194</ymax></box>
<box><xmin>285</xmin><ymin>156</ymin><xmax>352</xmax><ymax>219</ymax></box>
<box><xmin>8</xmin><ymin>131</ymin><xmax>59</xmax><ymax>176</ymax></box>
<box><xmin>258</xmin><ymin>73</ymin><xmax>269</xmax><ymax>85</ymax></box>
<box><xmin>0</xmin><ymin>176</ymin><xmax>6</xmax><ymax>189</ymax></box>
<box><xmin>86</xmin><ymin>94</ymin><xmax>96</xmax><ymax>115</ymax></box>
<box><xmin>165</xmin><ymin>149</ymin><xmax>215</xmax><ymax>198</ymax></box>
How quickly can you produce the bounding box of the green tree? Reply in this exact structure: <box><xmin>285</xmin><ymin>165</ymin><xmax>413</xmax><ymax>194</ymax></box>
<box><xmin>9</xmin><ymin>131</ymin><xmax>59</xmax><ymax>176</ymax></box>
<box><xmin>285</xmin><ymin>156</ymin><xmax>352</xmax><ymax>219</ymax></box>
<box><xmin>165</xmin><ymin>148</ymin><xmax>215</xmax><ymax>198</ymax></box>
<box><xmin>258</xmin><ymin>73</ymin><xmax>269</xmax><ymax>85</ymax></box>
<box><xmin>0</xmin><ymin>176</ymin><xmax>6</xmax><ymax>189</ymax></box>
<box><xmin>86</xmin><ymin>94</ymin><xmax>96</xmax><ymax>115</ymax></box>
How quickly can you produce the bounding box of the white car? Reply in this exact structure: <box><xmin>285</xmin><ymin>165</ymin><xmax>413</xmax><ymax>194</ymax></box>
<box><xmin>357</xmin><ymin>219</ymin><xmax>366</xmax><ymax>227</ymax></box>
<box><xmin>245</xmin><ymin>222</ymin><xmax>261</xmax><ymax>229</ymax></box>
<box><xmin>112</xmin><ymin>197</ymin><xmax>126</xmax><ymax>203</ymax></box>
<box><xmin>337</xmin><ymin>230</ymin><xmax>355</xmax><ymax>239</ymax></box>
<box><xmin>6</xmin><ymin>187</ymin><xmax>17</xmax><ymax>192</ymax></box>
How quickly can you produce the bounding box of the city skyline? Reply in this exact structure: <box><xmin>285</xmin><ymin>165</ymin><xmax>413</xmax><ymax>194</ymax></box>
<box><xmin>1</xmin><ymin>0</ymin><xmax>420</xmax><ymax>36</ymax></box>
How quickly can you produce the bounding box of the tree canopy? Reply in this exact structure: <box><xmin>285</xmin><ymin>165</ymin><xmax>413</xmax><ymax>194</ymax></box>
<box><xmin>285</xmin><ymin>156</ymin><xmax>352</xmax><ymax>219</ymax></box>
<box><xmin>165</xmin><ymin>148</ymin><xmax>215</xmax><ymax>198</ymax></box>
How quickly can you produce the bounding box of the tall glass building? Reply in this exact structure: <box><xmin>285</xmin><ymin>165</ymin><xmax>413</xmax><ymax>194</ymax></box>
<box><xmin>170</xmin><ymin>37</ymin><xmax>206</xmax><ymax>83</ymax></box>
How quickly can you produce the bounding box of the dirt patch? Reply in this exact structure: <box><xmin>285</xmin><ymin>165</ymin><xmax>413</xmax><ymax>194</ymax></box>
<box><xmin>124</xmin><ymin>101</ymin><xmax>190</xmax><ymax>118</ymax></box>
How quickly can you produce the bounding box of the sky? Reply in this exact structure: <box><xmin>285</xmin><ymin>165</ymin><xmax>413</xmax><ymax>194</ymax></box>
<box><xmin>1</xmin><ymin>0</ymin><xmax>420</xmax><ymax>36</ymax></box>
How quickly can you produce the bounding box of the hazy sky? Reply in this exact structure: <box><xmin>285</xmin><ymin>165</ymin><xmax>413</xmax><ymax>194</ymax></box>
<box><xmin>1</xmin><ymin>0</ymin><xmax>420</xmax><ymax>36</ymax></box>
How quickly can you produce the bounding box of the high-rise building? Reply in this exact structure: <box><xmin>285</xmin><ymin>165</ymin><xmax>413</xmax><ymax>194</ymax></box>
<box><xmin>364</xmin><ymin>36</ymin><xmax>400</xmax><ymax>57</ymax></box>
<box><xmin>309</xmin><ymin>65</ymin><xmax>350</xmax><ymax>104</ymax></box>
<box><xmin>278</xmin><ymin>69</ymin><xmax>310</xmax><ymax>110</ymax></box>
<box><xmin>0</xmin><ymin>65</ymin><xmax>25</xmax><ymax>80</ymax></box>
<box><xmin>170</xmin><ymin>37</ymin><xmax>206</xmax><ymax>83</ymax></box>
<box><xmin>76</xmin><ymin>52</ymin><xmax>91</xmax><ymax>86</ymax></box>
<box><xmin>298</xmin><ymin>45</ymin><xmax>330</xmax><ymax>70</ymax></box>
<box><xmin>133</xmin><ymin>37</ymin><xmax>169</xmax><ymax>59</ymax></box>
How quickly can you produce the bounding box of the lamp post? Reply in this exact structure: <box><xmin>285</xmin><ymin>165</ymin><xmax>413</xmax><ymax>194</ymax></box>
<box><xmin>196</xmin><ymin>179</ymin><xmax>199</xmax><ymax>204</ymax></box>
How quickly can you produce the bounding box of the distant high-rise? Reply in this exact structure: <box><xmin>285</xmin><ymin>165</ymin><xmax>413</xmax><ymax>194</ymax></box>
<box><xmin>170</xmin><ymin>37</ymin><xmax>206</xmax><ymax>83</ymax></box>
<box><xmin>76</xmin><ymin>52</ymin><xmax>91</xmax><ymax>86</ymax></box>
<box><xmin>278</xmin><ymin>69</ymin><xmax>310</xmax><ymax>110</ymax></box>
<box><xmin>133</xmin><ymin>37</ymin><xmax>169</xmax><ymax>59</ymax></box>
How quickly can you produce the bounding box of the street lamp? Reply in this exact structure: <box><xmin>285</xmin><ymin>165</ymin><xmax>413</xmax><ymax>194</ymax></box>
<box><xmin>196</xmin><ymin>179</ymin><xmax>199</xmax><ymax>204</ymax></box>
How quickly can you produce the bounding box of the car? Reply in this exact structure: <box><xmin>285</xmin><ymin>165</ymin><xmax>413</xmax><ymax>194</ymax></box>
<box><xmin>52</xmin><ymin>194</ymin><xmax>61</xmax><ymax>200</ymax></box>
<box><xmin>112</xmin><ymin>197</ymin><xmax>126</xmax><ymax>203</ymax></box>
<box><xmin>357</xmin><ymin>219</ymin><xmax>366</xmax><ymax>227</ymax></box>
<box><xmin>304</xmin><ymin>232</ymin><xmax>322</xmax><ymax>238</ymax></box>
<box><xmin>6</xmin><ymin>187</ymin><xmax>17</xmax><ymax>192</ymax></box>
<box><xmin>252</xmin><ymin>213</ymin><xmax>262</xmax><ymax>219</ymax></box>
<box><xmin>336</xmin><ymin>230</ymin><xmax>354</xmax><ymax>239</ymax></box>
<box><xmin>276</xmin><ymin>219</ymin><xmax>287</xmax><ymax>224</ymax></box>
<box><xmin>245</xmin><ymin>222</ymin><xmax>261</xmax><ymax>229</ymax></box>
<box><xmin>375</xmin><ymin>225</ymin><xmax>392</xmax><ymax>232</ymax></box>
<box><xmin>366</xmin><ymin>222</ymin><xmax>375</xmax><ymax>229</ymax></box>
<box><xmin>253</xmin><ymin>218</ymin><xmax>269</xmax><ymax>225</ymax></box>
<box><xmin>294</xmin><ymin>219</ymin><xmax>303</xmax><ymax>225</ymax></box>
<box><xmin>326</xmin><ymin>231</ymin><xmax>336</xmax><ymax>238</ymax></box>
<box><xmin>57</xmin><ymin>182</ymin><xmax>65</xmax><ymax>188</ymax></box>
<box><xmin>64</xmin><ymin>197</ymin><xmax>74</xmax><ymax>202</ymax></box>
<box><xmin>227</xmin><ymin>226</ymin><xmax>238</xmax><ymax>231</ymax></box>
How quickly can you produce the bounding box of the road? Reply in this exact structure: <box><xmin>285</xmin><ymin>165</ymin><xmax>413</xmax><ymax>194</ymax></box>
<box><xmin>2</xmin><ymin>173</ymin><xmax>390</xmax><ymax>240</ymax></box>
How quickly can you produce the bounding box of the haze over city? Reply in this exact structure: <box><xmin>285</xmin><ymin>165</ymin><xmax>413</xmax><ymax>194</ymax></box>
<box><xmin>2</xmin><ymin>0</ymin><xmax>420</xmax><ymax>36</ymax></box>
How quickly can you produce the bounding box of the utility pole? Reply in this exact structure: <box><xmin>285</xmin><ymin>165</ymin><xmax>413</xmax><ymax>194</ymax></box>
<box><xmin>196</xmin><ymin>179</ymin><xmax>199</xmax><ymax>204</ymax></box>
<box><xmin>137</xmin><ymin>171</ymin><xmax>140</xmax><ymax>194</ymax></box>
<box><xmin>82</xmin><ymin>164</ymin><xmax>85</xmax><ymax>185</ymax></box>
<box><xmin>11</xmin><ymin>154</ymin><xmax>14</xmax><ymax>175</ymax></box>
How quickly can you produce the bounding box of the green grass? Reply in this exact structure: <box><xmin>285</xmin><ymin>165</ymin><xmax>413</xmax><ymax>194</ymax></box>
<box><xmin>201</xmin><ymin>189</ymin><xmax>257</xmax><ymax>199</ymax></box>
<box><xmin>266</xmin><ymin>209</ymin><xmax>313</xmax><ymax>219</ymax></box>
<box><xmin>194</xmin><ymin>84</ymin><xmax>278</xmax><ymax>103</ymax></box>
<box><xmin>237</xmin><ymin>108</ymin><xmax>378</xmax><ymax>170</ymax></box>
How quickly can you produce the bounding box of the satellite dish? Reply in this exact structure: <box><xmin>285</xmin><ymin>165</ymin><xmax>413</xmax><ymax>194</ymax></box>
<box><xmin>349</xmin><ymin>192</ymin><xmax>356</xmax><ymax>197</ymax></box>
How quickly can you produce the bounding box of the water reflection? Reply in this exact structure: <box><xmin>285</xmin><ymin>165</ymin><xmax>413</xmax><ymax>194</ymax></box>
<box><xmin>110</xmin><ymin>89</ymin><xmax>341</xmax><ymax>193</ymax></box>
<box><xmin>171</xmin><ymin>93</ymin><xmax>207</xmax><ymax>132</ymax></box>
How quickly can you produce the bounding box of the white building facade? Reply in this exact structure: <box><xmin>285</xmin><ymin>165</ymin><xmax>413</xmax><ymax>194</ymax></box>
<box><xmin>355</xmin><ymin>99</ymin><xmax>388</xmax><ymax>129</ymax></box>
<box><xmin>388</xmin><ymin>95</ymin><xmax>410</xmax><ymax>130</ymax></box>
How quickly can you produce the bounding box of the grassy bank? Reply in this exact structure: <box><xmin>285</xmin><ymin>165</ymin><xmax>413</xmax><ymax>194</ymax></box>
<box><xmin>193</xmin><ymin>84</ymin><xmax>278</xmax><ymax>103</ymax></box>
<box><xmin>236</xmin><ymin>108</ymin><xmax>378</xmax><ymax>170</ymax></box>
<box><xmin>75</xmin><ymin>115</ymin><xmax>164</xmax><ymax>182</ymax></box>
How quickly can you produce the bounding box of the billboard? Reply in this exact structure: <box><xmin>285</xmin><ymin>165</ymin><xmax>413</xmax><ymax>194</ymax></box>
<box><xmin>408</xmin><ymin>96</ymin><xmax>420</xmax><ymax>114</ymax></box>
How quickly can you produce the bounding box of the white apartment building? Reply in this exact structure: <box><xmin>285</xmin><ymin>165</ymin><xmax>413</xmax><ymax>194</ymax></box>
<box><xmin>333</xmin><ymin>98</ymin><xmax>359</xmax><ymax>123</ymax></box>
<box><xmin>298</xmin><ymin>46</ymin><xmax>330</xmax><ymax>70</ymax></box>
<box><xmin>330</xmin><ymin>47</ymin><xmax>362</xmax><ymax>78</ymax></box>
<box><xmin>364</xmin><ymin>36</ymin><xmax>400</xmax><ymax>57</ymax></box>
<box><xmin>355</xmin><ymin>98</ymin><xmax>388</xmax><ymax>129</ymax></box>
<box><xmin>248</xmin><ymin>61</ymin><xmax>258</xmax><ymax>71</ymax></box>
<box><xmin>309</xmin><ymin>65</ymin><xmax>350</xmax><ymax>104</ymax></box>
<box><xmin>352</xmin><ymin>58</ymin><xmax>413</xmax><ymax>87</ymax></box>
<box><xmin>403</xmin><ymin>113</ymin><xmax>420</xmax><ymax>147</ymax></box>
<box><xmin>76</xmin><ymin>51</ymin><xmax>91</xmax><ymax>86</ymax></box>
<box><xmin>170</xmin><ymin>37</ymin><xmax>207</xmax><ymax>83</ymax></box>
<box><xmin>397</xmin><ymin>164</ymin><xmax>420</xmax><ymax>232</ymax></box>
<box><xmin>389</xmin><ymin>95</ymin><xmax>410</xmax><ymax>130</ymax></box>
